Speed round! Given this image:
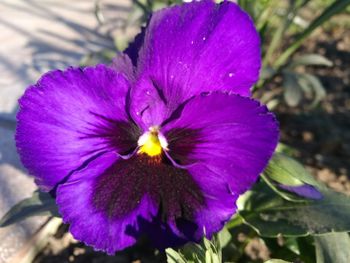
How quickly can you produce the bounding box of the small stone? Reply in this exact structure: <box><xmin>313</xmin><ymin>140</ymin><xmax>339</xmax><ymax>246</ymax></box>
<box><xmin>302</xmin><ymin>131</ymin><xmax>314</xmax><ymax>142</ymax></box>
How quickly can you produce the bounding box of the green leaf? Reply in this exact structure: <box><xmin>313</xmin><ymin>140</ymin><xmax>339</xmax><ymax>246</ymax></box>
<box><xmin>283</xmin><ymin>72</ymin><xmax>303</xmax><ymax>107</ymax></box>
<box><xmin>239</xmin><ymin>181</ymin><xmax>350</xmax><ymax>237</ymax></box>
<box><xmin>315</xmin><ymin>233</ymin><xmax>350</xmax><ymax>263</ymax></box>
<box><xmin>298</xmin><ymin>74</ymin><xmax>326</xmax><ymax>108</ymax></box>
<box><xmin>275</xmin><ymin>0</ymin><xmax>350</xmax><ymax>68</ymax></box>
<box><xmin>275</xmin><ymin>143</ymin><xmax>298</xmax><ymax>156</ymax></box>
<box><xmin>262</xmin><ymin>153</ymin><xmax>322</xmax><ymax>202</ymax></box>
<box><xmin>167</xmin><ymin>236</ymin><xmax>222</xmax><ymax>263</ymax></box>
<box><xmin>226</xmin><ymin>214</ymin><xmax>244</xmax><ymax>229</ymax></box>
<box><xmin>166</xmin><ymin>248</ymin><xmax>187</xmax><ymax>263</ymax></box>
<box><xmin>262</xmin><ymin>153</ymin><xmax>323</xmax><ymax>202</ymax></box>
<box><xmin>217</xmin><ymin>226</ymin><xmax>232</xmax><ymax>248</ymax></box>
<box><xmin>281</xmin><ymin>72</ymin><xmax>326</xmax><ymax>108</ymax></box>
<box><xmin>0</xmin><ymin>191</ymin><xmax>59</xmax><ymax>227</ymax></box>
<box><xmin>290</xmin><ymin>54</ymin><xmax>333</xmax><ymax>67</ymax></box>
<box><xmin>263</xmin><ymin>0</ymin><xmax>298</xmax><ymax>67</ymax></box>
<box><xmin>264</xmin><ymin>153</ymin><xmax>310</xmax><ymax>187</ymax></box>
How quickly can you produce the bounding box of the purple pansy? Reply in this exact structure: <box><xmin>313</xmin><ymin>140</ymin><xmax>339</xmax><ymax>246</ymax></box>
<box><xmin>16</xmin><ymin>0</ymin><xmax>279</xmax><ymax>254</ymax></box>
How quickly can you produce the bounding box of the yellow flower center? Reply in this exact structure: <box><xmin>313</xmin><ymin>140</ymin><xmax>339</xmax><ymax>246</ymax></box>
<box><xmin>137</xmin><ymin>127</ymin><xmax>167</xmax><ymax>157</ymax></box>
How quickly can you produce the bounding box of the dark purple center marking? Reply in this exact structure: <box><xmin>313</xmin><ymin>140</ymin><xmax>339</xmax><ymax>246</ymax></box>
<box><xmin>80</xmin><ymin>114</ymin><xmax>142</xmax><ymax>155</ymax></box>
<box><xmin>166</xmin><ymin>128</ymin><xmax>204</xmax><ymax>165</ymax></box>
<box><xmin>92</xmin><ymin>152</ymin><xmax>205</xmax><ymax>223</ymax></box>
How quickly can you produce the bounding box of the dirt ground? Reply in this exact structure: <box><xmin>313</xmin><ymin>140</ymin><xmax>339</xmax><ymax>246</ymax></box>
<box><xmin>278</xmin><ymin>26</ymin><xmax>350</xmax><ymax>195</ymax></box>
<box><xmin>32</xmin><ymin>25</ymin><xmax>350</xmax><ymax>263</ymax></box>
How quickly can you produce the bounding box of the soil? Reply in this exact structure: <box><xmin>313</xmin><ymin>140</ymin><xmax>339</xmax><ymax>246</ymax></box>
<box><xmin>33</xmin><ymin>225</ymin><xmax>166</xmax><ymax>263</ymax></box>
<box><xmin>33</xmin><ymin>21</ymin><xmax>350</xmax><ymax>263</ymax></box>
<box><xmin>277</xmin><ymin>26</ymin><xmax>350</xmax><ymax>195</ymax></box>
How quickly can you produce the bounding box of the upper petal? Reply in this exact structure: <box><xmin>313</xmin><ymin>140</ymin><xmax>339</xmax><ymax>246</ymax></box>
<box><xmin>16</xmin><ymin>65</ymin><xmax>140</xmax><ymax>191</ymax></box>
<box><xmin>130</xmin><ymin>0</ymin><xmax>260</xmax><ymax>126</ymax></box>
<box><xmin>163</xmin><ymin>92</ymin><xmax>279</xmax><ymax>195</ymax></box>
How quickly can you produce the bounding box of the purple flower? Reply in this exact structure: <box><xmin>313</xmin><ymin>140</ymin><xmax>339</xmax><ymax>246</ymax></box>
<box><xmin>278</xmin><ymin>184</ymin><xmax>323</xmax><ymax>200</ymax></box>
<box><xmin>16</xmin><ymin>0</ymin><xmax>278</xmax><ymax>254</ymax></box>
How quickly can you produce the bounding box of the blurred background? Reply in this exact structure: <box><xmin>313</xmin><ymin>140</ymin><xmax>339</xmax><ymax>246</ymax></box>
<box><xmin>0</xmin><ymin>0</ymin><xmax>349</xmax><ymax>262</ymax></box>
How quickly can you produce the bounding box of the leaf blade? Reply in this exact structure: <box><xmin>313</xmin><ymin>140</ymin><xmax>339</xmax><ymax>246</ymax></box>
<box><xmin>239</xmin><ymin>183</ymin><xmax>350</xmax><ymax>237</ymax></box>
<box><xmin>0</xmin><ymin>191</ymin><xmax>59</xmax><ymax>227</ymax></box>
<box><xmin>315</xmin><ymin>232</ymin><xmax>350</xmax><ymax>263</ymax></box>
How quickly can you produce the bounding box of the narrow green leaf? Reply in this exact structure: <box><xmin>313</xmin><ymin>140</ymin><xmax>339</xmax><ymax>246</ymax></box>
<box><xmin>261</xmin><ymin>173</ymin><xmax>307</xmax><ymax>202</ymax></box>
<box><xmin>169</xmin><ymin>236</ymin><xmax>222</xmax><ymax>263</ymax></box>
<box><xmin>264</xmin><ymin>153</ymin><xmax>306</xmax><ymax>187</ymax></box>
<box><xmin>290</xmin><ymin>54</ymin><xmax>333</xmax><ymax>67</ymax></box>
<box><xmin>299</xmin><ymin>74</ymin><xmax>326</xmax><ymax>108</ymax></box>
<box><xmin>166</xmin><ymin>248</ymin><xmax>187</xmax><ymax>263</ymax></box>
<box><xmin>264</xmin><ymin>153</ymin><xmax>321</xmax><ymax>187</ymax></box>
<box><xmin>315</xmin><ymin>232</ymin><xmax>350</xmax><ymax>263</ymax></box>
<box><xmin>263</xmin><ymin>1</ymin><xmax>296</xmax><ymax>67</ymax></box>
<box><xmin>217</xmin><ymin>227</ymin><xmax>231</xmax><ymax>248</ymax></box>
<box><xmin>0</xmin><ymin>191</ymin><xmax>59</xmax><ymax>227</ymax></box>
<box><xmin>226</xmin><ymin>214</ymin><xmax>244</xmax><ymax>229</ymax></box>
<box><xmin>275</xmin><ymin>0</ymin><xmax>350</xmax><ymax>68</ymax></box>
<box><xmin>283</xmin><ymin>72</ymin><xmax>303</xmax><ymax>107</ymax></box>
<box><xmin>239</xmin><ymin>181</ymin><xmax>350</xmax><ymax>237</ymax></box>
<box><xmin>275</xmin><ymin>143</ymin><xmax>298</xmax><ymax>156</ymax></box>
<box><xmin>94</xmin><ymin>0</ymin><xmax>105</xmax><ymax>25</ymax></box>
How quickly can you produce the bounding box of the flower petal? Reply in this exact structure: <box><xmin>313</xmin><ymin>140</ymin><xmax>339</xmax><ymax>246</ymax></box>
<box><xmin>163</xmin><ymin>92</ymin><xmax>279</xmax><ymax>195</ymax></box>
<box><xmin>16</xmin><ymin>65</ymin><xmax>140</xmax><ymax>191</ymax></box>
<box><xmin>57</xmin><ymin>148</ymin><xmax>237</xmax><ymax>252</ymax></box>
<box><xmin>136</xmin><ymin>162</ymin><xmax>237</xmax><ymax>247</ymax></box>
<box><xmin>111</xmin><ymin>53</ymin><xmax>136</xmax><ymax>82</ymax></box>
<box><xmin>278</xmin><ymin>184</ymin><xmax>323</xmax><ymax>200</ymax></box>
<box><xmin>185</xmin><ymin>163</ymin><xmax>237</xmax><ymax>239</ymax></box>
<box><xmin>131</xmin><ymin>0</ymin><xmax>260</xmax><ymax>126</ymax></box>
<box><xmin>56</xmin><ymin>152</ymin><xmax>157</xmax><ymax>254</ymax></box>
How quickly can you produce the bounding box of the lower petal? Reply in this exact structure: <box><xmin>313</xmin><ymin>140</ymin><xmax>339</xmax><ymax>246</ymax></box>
<box><xmin>56</xmin><ymin>152</ymin><xmax>158</xmax><ymax>254</ymax></box>
<box><xmin>56</xmin><ymin>150</ymin><xmax>237</xmax><ymax>253</ymax></box>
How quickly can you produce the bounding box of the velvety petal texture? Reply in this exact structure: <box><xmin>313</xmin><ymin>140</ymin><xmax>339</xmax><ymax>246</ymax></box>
<box><xmin>16</xmin><ymin>0</ymin><xmax>278</xmax><ymax>256</ymax></box>
<box><xmin>56</xmin><ymin>152</ymin><xmax>158</xmax><ymax>254</ymax></box>
<box><xmin>16</xmin><ymin>65</ymin><xmax>140</xmax><ymax>191</ymax></box>
<box><xmin>163</xmin><ymin>92</ymin><xmax>279</xmax><ymax>194</ymax></box>
<box><xmin>57</xmin><ymin>152</ymin><xmax>236</xmax><ymax>253</ymax></box>
<box><xmin>130</xmin><ymin>0</ymin><xmax>261</xmax><ymax>127</ymax></box>
<box><xmin>57</xmin><ymin>92</ymin><xmax>278</xmax><ymax>254</ymax></box>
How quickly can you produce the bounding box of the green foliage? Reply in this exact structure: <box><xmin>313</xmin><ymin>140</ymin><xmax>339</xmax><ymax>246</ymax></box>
<box><xmin>239</xmin><ymin>181</ymin><xmax>350</xmax><ymax>237</ymax></box>
<box><xmin>274</xmin><ymin>0</ymin><xmax>350</xmax><ymax>68</ymax></box>
<box><xmin>238</xmin><ymin>154</ymin><xmax>350</xmax><ymax>238</ymax></box>
<box><xmin>279</xmin><ymin>53</ymin><xmax>331</xmax><ymax>107</ymax></box>
<box><xmin>166</xmin><ymin>235</ymin><xmax>222</xmax><ymax>263</ymax></box>
<box><xmin>281</xmin><ymin>71</ymin><xmax>327</xmax><ymax>107</ymax></box>
<box><xmin>262</xmin><ymin>153</ymin><xmax>322</xmax><ymax>201</ymax></box>
<box><xmin>254</xmin><ymin>0</ymin><xmax>350</xmax><ymax>107</ymax></box>
<box><xmin>315</xmin><ymin>233</ymin><xmax>350</xmax><ymax>263</ymax></box>
<box><xmin>289</xmin><ymin>54</ymin><xmax>333</xmax><ymax>67</ymax></box>
<box><xmin>0</xmin><ymin>191</ymin><xmax>58</xmax><ymax>227</ymax></box>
